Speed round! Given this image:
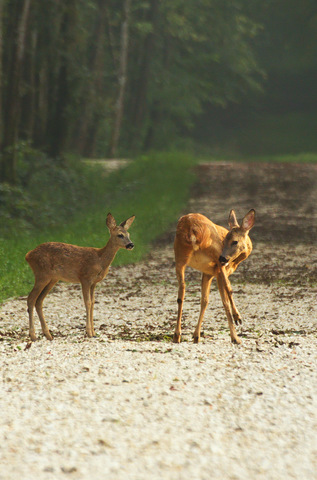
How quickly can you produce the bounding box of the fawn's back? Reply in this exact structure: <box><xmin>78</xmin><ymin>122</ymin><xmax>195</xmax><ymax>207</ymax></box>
<box><xmin>26</xmin><ymin>242</ymin><xmax>105</xmax><ymax>283</ymax></box>
<box><xmin>26</xmin><ymin>213</ymin><xmax>136</xmax><ymax>341</ymax></box>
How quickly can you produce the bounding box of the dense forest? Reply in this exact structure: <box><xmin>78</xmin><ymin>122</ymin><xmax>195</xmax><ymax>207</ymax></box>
<box><xmin>0</xmin><ymin>0</ymin><xmax>317</xmax><ymax>184</ymax></box>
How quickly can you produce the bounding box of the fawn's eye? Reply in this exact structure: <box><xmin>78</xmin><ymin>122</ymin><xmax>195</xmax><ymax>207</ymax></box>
<box><xmin>118</xmin><ymin>234</ymin><xmax>124</xmax><ymax>238</ymax></box>
<box><xmin>231</xmin><ymin>240</ymin><xmax>238</xmax><ymax>246</ymax></box>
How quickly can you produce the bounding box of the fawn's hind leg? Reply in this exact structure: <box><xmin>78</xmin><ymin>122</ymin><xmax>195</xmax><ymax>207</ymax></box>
<box><xmin>35</xmin><ymin>280</ymin><xmax>57</xmax><ymax>340</ymax></box>
<box><xmin>27</xmin><ymin>278</ymin><xmax>51</xmax><ymax>341</ymax></box>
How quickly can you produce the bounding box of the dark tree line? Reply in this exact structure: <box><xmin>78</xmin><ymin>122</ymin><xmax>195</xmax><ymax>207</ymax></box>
<box><xmin>1</xmin><ymin>0</ymin><xmax>316</xmax><ymax>184</ymax></box>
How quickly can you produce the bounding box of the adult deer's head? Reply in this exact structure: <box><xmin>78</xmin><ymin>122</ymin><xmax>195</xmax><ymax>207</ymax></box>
<box><xmin>219</xmin><ymin>209</ymin><xmax>255</xmax><ymax>266</ymax></box>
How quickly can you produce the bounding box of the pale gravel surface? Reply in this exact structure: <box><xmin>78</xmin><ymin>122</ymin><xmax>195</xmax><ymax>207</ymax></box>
<box><xmin>1</xmin><ymin>162</ymin><xmax>317</xmax><ymax>480</ymax></box>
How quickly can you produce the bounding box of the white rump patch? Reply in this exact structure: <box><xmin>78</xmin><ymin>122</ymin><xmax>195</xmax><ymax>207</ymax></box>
<box><xmin>191</xmin><ymin>234</ymin><xmax>199</xmax><ymax>251</ymax></box>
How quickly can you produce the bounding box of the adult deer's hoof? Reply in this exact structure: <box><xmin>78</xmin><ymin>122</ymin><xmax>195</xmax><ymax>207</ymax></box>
<box><xmin>173</xmin><ymin>333</ymin><xmax>181</xmax><ymax>343</ymax></box>
<box><xmin>233</xmin><ymin>314</ymin><xmax>242</xmax><ymax>326</ymax></box>
<box><xmin>231</xmin><ymin>336</ymin><xmax>242</xmax><ymax>345</ymax></box>
<box><xmin>44</xmin><ymin>331</ymin><xmax>53</xmax><ymax>341</ymax></box>
<box><xmin>29</xmin><ymin>331</ymin><xmax>37</xmax><ymax>342</ymax></box>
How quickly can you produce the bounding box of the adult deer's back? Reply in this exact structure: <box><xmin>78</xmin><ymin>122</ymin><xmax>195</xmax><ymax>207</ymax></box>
<box><xmin>173</xmin><ymin>209</ymin><xmax>255</xmax><ymax>344</ymax></box>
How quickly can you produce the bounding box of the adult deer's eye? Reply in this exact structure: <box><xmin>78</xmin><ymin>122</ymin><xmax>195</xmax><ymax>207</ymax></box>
<box><xmin>118</xmin><ymin>234</ymin><xmax>124</xmax><ymax>238</ymax></box>
<box><xmin>231</xmin><ymin>240</ymin><xmax>238</xmax><ymax>246</ymax></box>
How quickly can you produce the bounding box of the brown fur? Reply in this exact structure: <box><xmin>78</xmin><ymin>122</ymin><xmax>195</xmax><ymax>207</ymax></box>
<box><xmin>173</xmin><ymin>209</ymin><xmax>255</xmax><ymax>344</ymax></box>
<box><xmin>26</xmin><ymin>213</ymin><xmax>135</xmax><ymax>341</ymax></box>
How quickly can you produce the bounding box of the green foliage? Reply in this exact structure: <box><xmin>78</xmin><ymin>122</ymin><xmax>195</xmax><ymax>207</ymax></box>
<box><xmin>125</xmin><ymin>0</ymin><xmax>263</xmax><ymax>150</ymax></box>
<box><xmin>0</xmin><ymin>145</ymin><xmax>105</xmax><ymax>236</ymax></box>
<box><xmin>0</xmin><ymin>183</ymin><xmax>34</xmax><ymax>235</ymax></box>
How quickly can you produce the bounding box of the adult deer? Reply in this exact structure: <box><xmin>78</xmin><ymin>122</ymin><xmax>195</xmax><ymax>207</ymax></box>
<box><xmin>26</xmin><ymin>213</ymin><xmax>135</xmax><ymax>341</ymax></box>
<box><xmin>173</xmin><ymin>209</ymin><xmax>255</xmax><ymax>344</ymax></box>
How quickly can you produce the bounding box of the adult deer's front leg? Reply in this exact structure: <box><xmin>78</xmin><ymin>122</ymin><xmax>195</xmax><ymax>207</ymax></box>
<box><xmin>230</xmin><ymin>296</ymin><xmax>242</xmax><ymax>326</ymax></box>
<box><xmin>173</xmin><ymin>265</ymin><xmax>186</xmax><ymax>343</ymax></box>
<box><xmin>217</xmin><ymin>274</ymin><xmax>241</xmax><ymax>344</ymax></box>
<box><xmin>218</xmin><ymin>266</ymin><xmax>242</xmax><ymax>325</ymax></box>
<box><xmin>193</xmin><ymin>274</ymin><xmax>213</xmax><ymax>343</ymax></box>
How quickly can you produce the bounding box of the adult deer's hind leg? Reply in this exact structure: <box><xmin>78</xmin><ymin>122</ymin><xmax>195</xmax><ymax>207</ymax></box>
<box><xmin>193</xmin><ymin>273</ymin><xmax>213</xmax><ymax>343</ymax></box>
<box><xmin>217</xmin><ymin>274</ymin><xmax>241</xmax><ymax>344</ymax></box>
<box><xmin>173</xmin><ymin>263</ymin><xmax>186</xmax><ymax>343</ymax></box>
<box><xmin>35</xmin><ymin>279</ymin><xmax>57</xmax><ymax>340</ymax></box>
<box><xmin>173</xmin><ymin>240</ymin><xmax>193</xmax><ymax>343</ymax></box>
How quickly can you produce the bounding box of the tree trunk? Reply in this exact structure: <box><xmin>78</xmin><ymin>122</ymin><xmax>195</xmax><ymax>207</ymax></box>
<box><xmin>108</xmin><ymin>0</ymin><xmax>131</xmax><ymax>158</ymax></box>
<box><xmin>129</xmin><ymin>0</ymin><xmax>159</xmax><ymax>150</ymax></box>
<box><xmin>77</xmin><ymin>0</ymin><xmax>108</xmax><ymax>157</ymax></box>
<box><xmin>22</xmin><ymin>30</ymin><xmax>37</xmax><ymax>142</ymax></box>
<box><xmin>0</xmin><ymin>0</ymin><xmax>31</xmax><ymax>184</ymax></box>
<box><xmin>48</xmin><ymin>1</ymin><xmax>77</xmax><ymax>160</ymax></box>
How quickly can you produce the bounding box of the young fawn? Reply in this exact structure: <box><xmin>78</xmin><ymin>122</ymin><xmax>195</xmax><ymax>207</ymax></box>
<box><xmin>26</xmin><ymin>213</ymin><xmax>135</xmax><ymax>341</ymax></box>
<box><xmin>173</xmin><ymin>209</ymin><xmax>255</xmax><ymax>344</ymax></box>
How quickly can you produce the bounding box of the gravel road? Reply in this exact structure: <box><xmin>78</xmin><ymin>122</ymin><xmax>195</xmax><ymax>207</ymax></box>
<box><xmin>0</xmin><ymin>162</ymin><xmax>316</xmax><ymax>480</ymax></box>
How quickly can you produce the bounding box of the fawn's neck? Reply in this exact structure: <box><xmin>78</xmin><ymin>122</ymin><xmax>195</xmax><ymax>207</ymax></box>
<box><xmin>98</xmin><ymin>237</ymin><xmax>120</xmax><ymax>269</ymax></box>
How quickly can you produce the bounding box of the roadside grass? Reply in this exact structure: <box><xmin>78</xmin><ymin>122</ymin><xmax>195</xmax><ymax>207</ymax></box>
<box><xmin>0</xmin><ymin>152</ymin><xmax>198</xmax><ymax>303</ymax></box>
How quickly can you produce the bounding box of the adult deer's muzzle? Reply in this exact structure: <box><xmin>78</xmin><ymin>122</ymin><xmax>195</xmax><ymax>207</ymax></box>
<box><xmin>219</xmin><ymin>255</ymin><xmax>229</xmax><ymax>266</ymax></box>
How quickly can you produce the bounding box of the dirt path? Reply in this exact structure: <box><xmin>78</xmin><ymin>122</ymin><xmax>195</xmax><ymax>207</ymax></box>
<box><xmin>0</xmin><ymin>163</ymin><xmax>316</xmax><ymax>480</ymax></box>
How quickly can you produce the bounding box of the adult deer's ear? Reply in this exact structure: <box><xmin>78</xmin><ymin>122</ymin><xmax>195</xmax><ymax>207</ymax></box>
<box><xmin>241</xmin><ymin>209</ymin><xmax>255</xmax><ymax>232</ymax></box>
<box><xmin>120</xmin><ymin>215</ymin><xmax>135</xmax><ymax>230</ymax></box>
<box><xmin>228</xmin><ymin>210</ymin><xmax>239</xmax><ymax>229</ymax></box>
<box><xmin>106</xmin><ymin>213</ymin><xmax>117</xmax><ymax>231</ymax></box>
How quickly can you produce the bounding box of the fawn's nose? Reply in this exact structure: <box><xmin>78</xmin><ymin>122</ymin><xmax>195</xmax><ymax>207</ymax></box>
<box><xmin>219</xmin><ymin>255</ymin><xmax>228</xmax><ymax>266</ymax></box>
<box><xmin>126</xmin><ymin>242</ymin><xmax>134</xmax><ymax>250</ymax></box>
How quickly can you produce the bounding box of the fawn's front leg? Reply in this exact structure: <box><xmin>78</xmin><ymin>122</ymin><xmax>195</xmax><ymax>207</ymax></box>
<box><xmin>89</xmin><ymin>284</ymin><xmax>97</xmax><ymax>337</ymax></box>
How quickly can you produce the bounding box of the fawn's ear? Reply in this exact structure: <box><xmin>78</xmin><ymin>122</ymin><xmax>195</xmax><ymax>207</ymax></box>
<box><xmin>241</xmin><ymin>209</ymin><xmax>255</xmax><ymax>232</ymax></box>
<box><xmin>106</xmin><ymin>213</ymin><xmax>117</xmax><ymax>231</ymax></box>
<box><xmin>120</xmin><ymin>215</ymin><xmax>135</xmax><ymax>230</ymax></box>
<box><xmin>228</xmin><ymin>209</ymin><xmax>239</xmax><ymax>229</ymax></box>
